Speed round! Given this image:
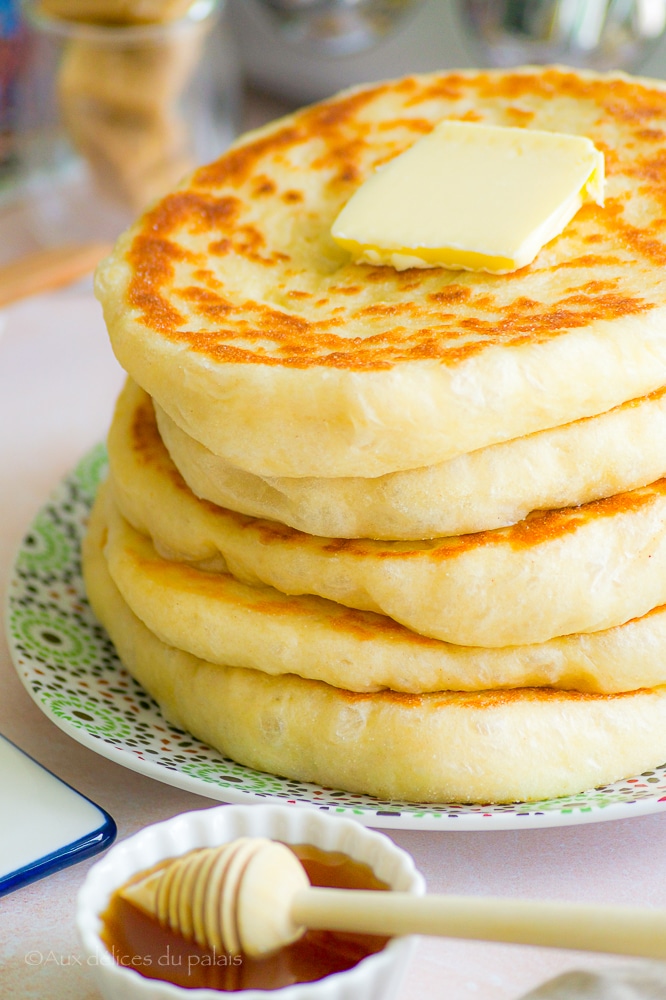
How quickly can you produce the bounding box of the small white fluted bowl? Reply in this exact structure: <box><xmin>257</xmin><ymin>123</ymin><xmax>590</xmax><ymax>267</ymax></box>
<box><xmin>76</xmin><ymin>803</ymin><xmax>425</xmax><ymax>1000</ymax></box>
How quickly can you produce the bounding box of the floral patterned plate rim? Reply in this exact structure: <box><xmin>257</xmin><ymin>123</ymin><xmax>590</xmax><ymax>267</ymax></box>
<box><xmin>6</xmin><ymin>446</ymin><xmax>666</xmax><ymax>832</ymax></box>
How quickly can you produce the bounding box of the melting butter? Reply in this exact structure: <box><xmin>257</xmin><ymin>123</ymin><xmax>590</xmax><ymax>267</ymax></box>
<box><xmin>331</xmin><ymin>120</ymin><xmax>605</xmax><ymax>274</ymax></box>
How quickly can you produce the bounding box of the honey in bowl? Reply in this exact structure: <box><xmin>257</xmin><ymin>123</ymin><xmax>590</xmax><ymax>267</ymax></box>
<box><xmin>100</xmin><ymin>843</ymin><xmax>391</xmax><ymax>991</ymax></box>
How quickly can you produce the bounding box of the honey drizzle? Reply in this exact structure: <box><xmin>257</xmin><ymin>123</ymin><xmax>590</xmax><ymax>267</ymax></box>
<box><xmin>100</xmin><ymin>844</ymin><xmax>390</xmax><ymax>991</ymax></box>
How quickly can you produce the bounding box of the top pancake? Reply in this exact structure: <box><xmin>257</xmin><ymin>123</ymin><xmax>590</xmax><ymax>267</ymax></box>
<box><xmin>97</xmin><ymin>66</ymin><xmax>666</xmax><ymax>478</ymax></box>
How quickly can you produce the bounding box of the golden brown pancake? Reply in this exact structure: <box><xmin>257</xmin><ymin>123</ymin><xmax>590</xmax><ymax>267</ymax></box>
<box><xmin>107</xmin><ymin>380</ymin><xmax>666</xmax><ymax>647</ymax></box>
<box><xmin>84</xmin><ymin>489</ymin><xmax>666</xmax><ymax>804</ymax></box>
<box><xmin>97</xmin><ymin>66</ymin><xmax>666</xmax><ymax>478</ymax></box>
<box><xmin>102</xmin><ymin>481</ymin><xmax>666</xmax><ymax>695</ymax></box>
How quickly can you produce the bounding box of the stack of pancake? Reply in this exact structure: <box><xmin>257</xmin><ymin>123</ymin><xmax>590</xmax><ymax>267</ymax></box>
<box><xmin>84</xmin><ymin>65</ymin><xmax>666</xmax><ymax>804</ymax></box>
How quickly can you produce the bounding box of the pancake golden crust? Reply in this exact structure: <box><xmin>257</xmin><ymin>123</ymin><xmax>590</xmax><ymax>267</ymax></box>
<box><xmin>107</xmin><ymin>380</ymin><xmax>666</xmax><ymax>647</ymax></box>
<box><xmin>101</xmin><ymin>483</ymin><xmax>666</xmax><ymax>695</ymax></box>
<box><xmin>124</xmin><ymin>196</ymin><xmax>649</xmax><ymax>372</ymax></box>
<box><xmin>154</xmin><ymin>378</ymin><xmax>666</xmax><ymax>540</ymax></box>
<box><xmin>97</xmin><ymin>66</ymin><xmax>666</xmax><ymax>477</ymax></box>
<box><xmin>83</xmin><ymin>492</ymin><xmax>666</xmax><ymax>804</ymax></box>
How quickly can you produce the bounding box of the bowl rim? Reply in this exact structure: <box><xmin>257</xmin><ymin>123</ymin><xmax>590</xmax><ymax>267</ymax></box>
<box><xmin>76</xmin><ymin>802</ymin><xmax>425</xmax><ymax>999</ymax></box>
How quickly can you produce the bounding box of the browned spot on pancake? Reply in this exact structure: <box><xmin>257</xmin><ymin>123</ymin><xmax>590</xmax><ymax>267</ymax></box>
<box><xmin>424</xmin><ymin>480</ymin><xmax>666</xmax><ymax>558</ymax></box>
<box><xmin>428</xmin><ymin>285</ymin><xmax>472</xmax><ymax>305</ymax></box>
<box><xmin>378</xmin><ymin>117</ymin><xmax>433</xmax><ymax>135</ymax></box>
<box><xmin>327</xmin><ymin>606</ymin><xmax>447</xmax><ymax>645</ymax></box>
<box><xmin>624</xmin><ymin>151</ymin><xmax>666</xmax><ymax>221</ymax></box>
<box><xmin>222</xmin><ymin>465</ymin><xmax>666</xmax><ymax>564</ymax></box>
<box><xmin>306</xmin><ymin>84</ymin><xmax>392</xmax><ymax>131</ymax></box>
<box><xmin>498</xmin><ymin>484</ymin><xmax>666</xmax><ymax>549</ymax></box>
<box><xmin>127</xmin><ymin>193</ymin><xmax>241</xmax><ymax>327</ymax></box>
<box><xmin>140</xmin><ymin>556</ymin><xmax>319</xmax><ymax>620</ymax></box>
<box><xmin>575</xmin><ymin>200</ymin><xmax>614</xmax><ymax>224</ymax></box>
<box><xmin>445</xmin><ymin>686</ymin><xmax>650</xmax><ymax>709</ymax></box>
<box><xmin>451</xmin><ymin>109</ymin><xmax>483</xmax><ymax>123</ymax></box>
<box><xmin>208</xmin><ymin>238</ymin><xmax>232</xmax><ymax>256</ymax></box>
<box><xmin>233</xmin><ymin>593</ymin><xmax>431</xmax><ymax>649</ymax></box>
<box><xmin>282</xmin><ymin>189</ymin><xmax>304</xmax><ymax>204</ymax></box>
<box><xmin>636</xmin><ymin>128</ymin><xmax>665</xmax><ymax>141</ymax></box>
<box><xmin>453</xmin><ymin>293</ymin><xmax>649</xmax><ymax>348</ymax></box>
<box><xmin>252</xmin><ymin>176</ymin><xmax>276</xmax><ymax>197</ymax></box>
<box><xmin>315</xmin><ymin>132</ymin><xmax>372</xmax><ymax>186</ymax></box>
<box><xmin>177</xmin><ymin>287</ymin><xmax>233</xmax><ymax>318</ymax></box>
<box><xmin>334</xmin><ymin>685</ymin><xmax>646</xmax><ymax>708</ymax></box>
<box><xmin>232</xmin><ymin>224</ymin><xmax>282</xmax><ymax>266</ymax></box>
<box><xmin>146</xmin><ymin>191</ymin><xmax>240</xmax><ymax>236</ymax></box>
<box><xmin>472</xmin><ymin>69</ymin><xmax>558</xmax><ymax>102</ymax></box>
<box><xmin>127</xmin><ymin>245</ymin><xmax>185</xmax><ymax>330</ymax></box>
<box><xmin>333</xmin><ymin>687</ymin><xmax>425</xmax><ymax>707</ymax></box>
<box><xmin>160</xmin><ymin>281</ymin><xmax>651</xmax><ymax>369</ymax></box>
<box><xmin>405</xmin><ymin>73</ymin><xmax>466</xmax><ymax>104</ymax></box>
<box><xmin>306</xmin><ymin>480</ymin><xmax>666</xmax><ymax>560</ymax></box>
<box><xmin>615</xmin><ymin>221</ymin><xmax>666</xmax><ymax>267</ymax></box>
<box><xmin>623</xmin><ymin>383</ymin><xmax>666</xmax><ymax>407</ymax></box>
<box><xmin>568</xmin><ymin>280</ymin><xmax>619</xmax><ymax>294</ymax></box>
<box><xmin>592</xmin><ymin>140</ymin><xmax>622</xmax><ymax>175</ymax></box>
<box><xmin>627</xmin><ymin>149</ymin><xmax>666</xmax><ymax>185</ymax></box>
<box><xmin>193</xmin><ymin>126</ymin><xmax>305</xmax><ymax>189</ymax></box>
<box><xmin>472</xmin><ymin>67</ymin><xmax>666</xmax><ymax>127</ymax></box>
<box><xmin>640</xmin><ymin>603</ymin><xmax>666</xmax><ymax>621</ymax></box>
<box><xmin>505</xmin><ymin>105</ymin><xmax>536</xmax><ymax>125</ymax></box>
<box><xmin>603</xmin><ymin>92</ymin><xmax>666</xmax><ymax>124</ymax></box>
<box><xmin>363</xmin><ymin>269</ymin><xmax>394</xmax><ymax>282</ymax></box>
<box><xmin>191</xmin><ymin>268</ymin><xmax>222</xmax><ymax>288</ymax></box>
<box><xmin>553</xmin><ymin>253</ymin><xmax>623</xmax><ymax>270</ymax></box>
<box><xmin>124</xmin><ymin>67</ymin><xmax>666</xmax><ymax>370</ymax></box>
<box><xmin>392</xmin><ymin>76</ymin><xmax>419</xmax><ymax>94</ymax></box>
<box><xmin>208</xmin><ymin>225</ymin><xmax>289</xmax><ymax>266</ymax></box>
<box><xmin>129</xmin><ymin>395</ymin><xmax>168</xmax><ymax>468</ymax></box>
<box><xmin>153</xmin><ymin>291</ymin><xmax>647</xmax><ymax>369</ymax></box>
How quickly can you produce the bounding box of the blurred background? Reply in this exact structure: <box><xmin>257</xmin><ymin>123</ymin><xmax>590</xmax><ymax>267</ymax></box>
<box><xmin>229</xmin><ymin>0</ymin><xmax>666</xmax><ymax>103</ymax></box>
<box><xmin>4</xmin><ymin>0</ymin><xmax>666</xmax><ymax>266</ymax></box>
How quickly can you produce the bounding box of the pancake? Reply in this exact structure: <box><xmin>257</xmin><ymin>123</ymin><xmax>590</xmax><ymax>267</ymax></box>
<box><xmin>83</xmin><ymin>488</ymin><xmax>666</xmax><ymax>804</ymax></box>
<box><xmin>96</xmin><ymin>66</ymin><xmax>666</xmax><ymax>479</ymax></box>
<box><xmin>154</xmin><ymin>381</ymin><xmax>666</xmax><ymax>540</ymax></box>
<box><xmin>107</xmin><ymin>382</ymin><xmax>666</xmax><ymax>647</ymax></box>
<box><xmin>102</xmin><ymin>482</ymin><xmax>666</xmax><ymax>695</ymax></box>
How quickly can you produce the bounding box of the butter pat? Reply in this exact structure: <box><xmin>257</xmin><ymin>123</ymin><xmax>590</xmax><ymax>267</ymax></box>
<box><xmin>331</xmin><ymin>120</ymin><xmax>605</xmax><ymax>273</ymax></box>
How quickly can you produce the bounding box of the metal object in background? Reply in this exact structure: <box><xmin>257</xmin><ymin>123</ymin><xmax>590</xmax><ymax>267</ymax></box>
<box><xmin>457</xmin><ymin>0</ymin><xmax>666</xmax><ymax>71</ymax></box>
<box><xmin>230</xmin><ymin>0</ymin><xmax>666</xmax><ymax>107</ymax></box>
<box><xmin>254</xmin><ymin>0</ymin><xmax>425</xmax><ymax>55</ymax></box>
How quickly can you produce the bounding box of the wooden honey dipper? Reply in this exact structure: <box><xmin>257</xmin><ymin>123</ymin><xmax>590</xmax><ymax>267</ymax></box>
<box><xmin>121</xmin><ymin>837</ymin><xmax>666</xmax><ymax>960</ymax></box>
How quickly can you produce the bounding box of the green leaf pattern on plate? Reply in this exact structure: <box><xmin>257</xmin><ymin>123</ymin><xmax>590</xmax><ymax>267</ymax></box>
<box><xmin>6</xmin><ymin>448</ymin><xmax>666</xmax><ymax>831</ymax></box>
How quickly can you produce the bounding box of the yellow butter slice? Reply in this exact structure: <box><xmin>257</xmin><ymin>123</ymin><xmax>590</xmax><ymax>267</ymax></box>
<box><xmin>331</xmin><ymin>120</ymin><xmax>605</xmax><ymax>274</ymax></box>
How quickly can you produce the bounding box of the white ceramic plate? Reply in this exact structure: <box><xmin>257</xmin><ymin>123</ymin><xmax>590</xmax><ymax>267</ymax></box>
<box><xmin>7</xmin><ymin>446</ymin><xmax>666</xmax><ymax>831</ymax></box>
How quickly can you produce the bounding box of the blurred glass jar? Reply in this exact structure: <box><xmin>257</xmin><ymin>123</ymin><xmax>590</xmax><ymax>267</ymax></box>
<box><xmin>17</xmin><ymin>0</ymin><xmax>239</xmax><ymax>243</ymax></box>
